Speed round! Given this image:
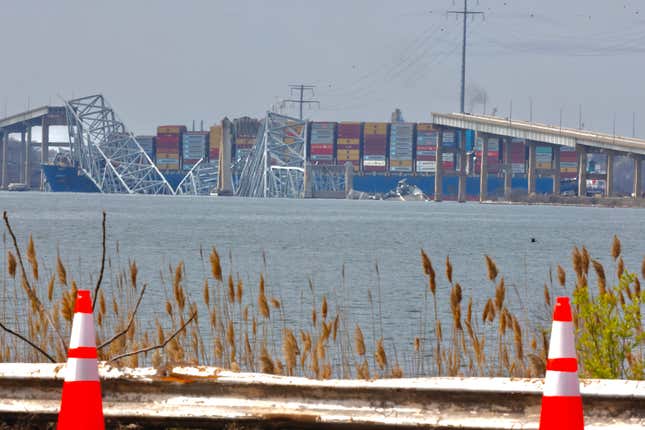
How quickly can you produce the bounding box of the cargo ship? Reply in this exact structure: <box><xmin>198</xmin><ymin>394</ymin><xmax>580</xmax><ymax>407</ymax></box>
<box><xmin>41</xmin><ymin>118</ymin><xmax>582</xmax><ymax>198</ymax></box>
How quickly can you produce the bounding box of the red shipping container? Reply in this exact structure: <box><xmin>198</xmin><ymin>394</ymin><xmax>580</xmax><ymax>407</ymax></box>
<box><xmin>337</xmin><ymin>123</ymin><xmax>361</xmax><ymax>138</ymax></box>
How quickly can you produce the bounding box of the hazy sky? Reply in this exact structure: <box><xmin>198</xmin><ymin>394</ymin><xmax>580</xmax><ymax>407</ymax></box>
<box><xmin>2</xmin><ymin>0</ymin><xmax>645</xmax><ymax>136</ymax></box>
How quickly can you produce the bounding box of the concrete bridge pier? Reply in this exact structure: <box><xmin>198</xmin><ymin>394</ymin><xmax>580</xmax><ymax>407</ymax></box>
<box><xmin>18</xmin><ymin>131</ymin><xmax>25</xmax><ymax>184</ymax></box>
<box><xmin>24</xmin><ymin>125</ymin><xmax>32</xmax><ymax>189</ymax></box>
<box><xmin>527</xmin><ymin>141</ymin><xmax>536</xmax><ymax>195</ymax></box>
<box><xmin>503</xmin><ymin>137</ymin><xmax>512</xmax><ymax>200</ymax></box>
<box><xmin>1</xmin><ymin>131</ymin><xmax>6</xmax><ymax>189</ymax></box>
<box><xmin>217</xmin><ymin>118</ymin><xmax>233</xmax><ymax>196</ymax></box>
<box><xmin>303</xmin><ymin>161</ymin><xmax>313</xmax><ymax>198</ymax></box>
<box><xmin>577</xmin><ymin>145</ymin><xmax>588</xmax><ymax>197</ymax></box>
<box><xmin>479</xmin><ymin>133</ymin><xmax>488</xmax><ymax>202</ymax></box>
<box><xmin>434</xmin><ymin>127</ymin><xmax>443</xmax><ymax>202</ymax></box>
<box><xmin>344</xmin><ymin>161</ymin><xmax>353</xmax><ymax>196</ymax></box>
<box><xmin>605</xmin><ymin>151</ymin><xmax>614</xmax><ymax>197</ymax></box>
<box><xmin>552</xmin><ymin>145</ymin><xmax>560</xmax><ymax>195</ymax></box>
<box><xmin>634</xmin><ymin>155</ymin><xmax>642</xmax><ymax>198</ymax></box>
<box><xmin>41</xmin><ymin>118</ymin><xmax>49</xmax><ymax>190</ymax></box>
<box><xmin>457</xmin><ymin>129</ymin><xmax>466</xmax><ymax>203</ymax></box>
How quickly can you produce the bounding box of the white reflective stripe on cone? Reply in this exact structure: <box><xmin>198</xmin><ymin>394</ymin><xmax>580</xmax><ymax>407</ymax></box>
<box><xmin>543</xmin><ymin>370</ymin><xmax>580</xmax><ymax>397</ymax></box>
<box><xmin>69</xmin><ymin>313</ymin><xmax>96</xmax><ymax>348</ymax></box>
<box><xmin>547</xmin><ymin>321</ymin><xmax>576</xmax><ymax>359</ymax></box>
<box><xmin>65</xmin><ymin>358</ymin><xmax>100</xmax><ymax>382</ymax></box>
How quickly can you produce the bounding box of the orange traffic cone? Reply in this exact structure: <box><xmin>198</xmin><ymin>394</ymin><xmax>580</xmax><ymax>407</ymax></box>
<box><xmin>57</xmin><ymin>290</ymin><xmax>104</xmax><ymax>429</ymax></box>
<box><xmin>539</xmin><ymin>296</ymin><xmax>584</xmax><ymax>430</ymax></box>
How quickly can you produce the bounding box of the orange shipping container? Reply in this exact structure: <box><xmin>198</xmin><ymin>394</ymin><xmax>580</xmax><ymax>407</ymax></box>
<box><xmin>390</xmin><ymin>160</ymin><xmax>412</xmax><ymax>167</ymax></box>
<box><xmin>417</xmin><ymin>123</ymin><xmax>435</xmax><ymax>132</ymax></box>
<box><xmin>336</xmin><ymin>149</ymin><xmax>360</xmax><ymax>160</ymax></box>
<box><xmin>157</xmin><ymin>125</ymin><xmax>186</xmax><ymax>135</ymax></box>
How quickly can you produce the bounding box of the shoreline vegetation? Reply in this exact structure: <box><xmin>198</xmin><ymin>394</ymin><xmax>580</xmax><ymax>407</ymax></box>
<box><xmin>0</xmin><ymin>211</ymin><xmax>643</xmax><ymax>380</ymax></box>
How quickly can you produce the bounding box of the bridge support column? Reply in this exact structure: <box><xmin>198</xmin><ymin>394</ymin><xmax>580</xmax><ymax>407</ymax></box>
<box><xmin>303</xmin><ymin>161</ymin><xmax>313</xmax><ymax>198</ymax></box>
<box><xmin>217</xmin><ymin>118</ymin><xmax>233</xmax><ymax>196</ymax></box>
<box><xmin>25</xmin><ymin>126</ymin><xmax>32</xmax><ymax>189</ymax></box>
<box><xmin>577</xmin><ymin>145</ymin><xmax>587</xmax><ymax>197</ymax></box>
<box><xmin>527</xmin><ymin>141</ymin><xmax>536</xmax><ymax>195</ymax></box>
<box><xmin>1</xmin><ymin>132</ymin><xmax>6</xmax><ymax>190</ymax></box>
<box><xmin>503</xmin><ymin>137</ymin><xmax>512</xmax><ymax>200</ymax></box>
<box><xmin>605</xmin><ymin>151</ymin><xmax>614</xmax><ymax>197</ymax></box>
<box><xmin>479</xmin><ymin>133</ymin><xmax>488</xmax><ymax>202</ymax></box>
<box><xmin>552</xmin><ymin>146</ymin><xmax>560</xmax><ymax>195</ymax></box>
<box><xmin>344</xmin><ymin>161</ymin><xmax>353</xmax><ymax>196</ymax></box>
<box><xmin>457</xmin><ymin>129</ymin><xmax>466</xmax><ymax>203</ymax></box>
<box><xmin>41</xmin><ymin>118</ymin><xmax>49</xmax><ymax>191</ymax></box>
<box><xmin>19</xmin><ymin>131</ymin><xmax>25</xmax><ymax>184</ymax></box>
<box><xmin>633</xmin><ymin>155</ymin><xmax>642</xmax><ymax>199</ymax></box>
<box><xmin>434</xmin><ymin>127</ymin><xmax>443</xmax><ymax>202</ymax></box>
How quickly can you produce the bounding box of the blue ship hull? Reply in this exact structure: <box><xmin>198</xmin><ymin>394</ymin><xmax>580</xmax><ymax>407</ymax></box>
<box><xmin>41</xmin><ymin>164</ymin><xmax>100</xmax><ymax>193</ymax></box>
<box><xmin>42</xmin><ymin>164</ymin><xmax>569</xmax><ymax>198</ymax></box>
<box><xmin>41</xmin><ymin>164</ymin><xmax>188</xmax><ymax>193</ymax></box>
<box><xmin>353</xmin><ymin>175</ymin><xmax>558</xmax><ymax>200</ymax></box>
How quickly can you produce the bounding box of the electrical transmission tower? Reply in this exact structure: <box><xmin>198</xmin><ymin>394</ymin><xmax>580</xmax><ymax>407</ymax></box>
<box><xmin>448</xmin><ymin>1</ymin><xmax>483</xmax><ymax>114</ymax></box>
<box><xmin>284</xmin><ymin>84</ymin><xmax>319</xmax><ymax>120</ymax></box>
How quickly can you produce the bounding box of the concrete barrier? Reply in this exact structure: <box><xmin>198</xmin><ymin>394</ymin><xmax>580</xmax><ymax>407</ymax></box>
<box><xmin>0</xmin><ymin>363</ymin><xmax>642</xmax><ymax>429</ymax></box>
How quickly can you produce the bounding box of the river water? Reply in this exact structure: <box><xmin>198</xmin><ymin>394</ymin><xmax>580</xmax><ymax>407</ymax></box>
<box><xmin>0</xmin><ymin>192</ymin><xmax>642</xmax><ymax>373</ymax></box>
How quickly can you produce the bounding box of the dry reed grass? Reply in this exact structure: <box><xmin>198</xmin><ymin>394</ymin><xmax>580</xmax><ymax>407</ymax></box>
<box><xmin>1</xmin><ymin>213</ymin><xmax>642</xmax><ymax>381</ymax></box>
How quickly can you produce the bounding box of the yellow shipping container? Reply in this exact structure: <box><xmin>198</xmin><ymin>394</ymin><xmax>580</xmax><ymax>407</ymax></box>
<box><xmin>157</xmin><ymin>125</ymin><xmax>185</xmax><ymax>135</ymax></box>
<box><xmin>537</xmin><ymin>162</ymin><xmax>552</xmax><ymax>169</ymax></box>
<box><xmin>156</xmin><ymin>152</ymin><xmax>179</xmax><ymax>158</ymax></box>
<box><xmin>363</xmin><ymin>123</ymin><xmax>388</xmax><ymax>134</ymax></box>
<box><xmin>417</xmin><ymin>123</ymin><xmax>435</xmax><ymax>131</ymax></box>
<box><xmin>160</xmin><ymin>164</ymin><xmax>179</xmax><ymax>170</ymax></box>
<box><xmin>337</xmin><ymin>138</ymin><xmax>360</xmax><ymax>146</ymax></box>
<box><xmin>336</xmin><ymin>149</ymin><xmax>360</xmax><ymax>160</ymax></box>
<box><xmin>390</xmin><ymin>160</ymin><xmax>413</xmax><ymax>167</ymax></box>
<box><xmin>561</xmin><ymin>167</ymin><xmax>577</xmax><ymax>173</ymax></box>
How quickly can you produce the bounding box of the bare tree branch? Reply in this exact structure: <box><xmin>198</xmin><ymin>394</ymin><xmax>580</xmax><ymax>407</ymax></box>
<box><xmin>92</xmin><ymin>210</ymin><xmax>107</xmax><ymax>311</ymax></box>
<box><xmin>98</xmin><ymin>283</ymin><xmax>147</xmax><ymax>350</ymax></box>
<box><xmin>0</xmin><ymin>320</ymin><xmax>55</xmax><ymax>363</ymax></box>
<box><xmin>3</xmin><ymin>211</ymin><xmax>67</xmax><ymax>352</ymax></box>
<box><xmin>108</xmin><ymin>312</ymin><xmax>197</xmax><ymax>363</ymax></box>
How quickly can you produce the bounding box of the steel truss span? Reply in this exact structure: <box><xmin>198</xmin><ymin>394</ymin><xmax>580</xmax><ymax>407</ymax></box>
<box><xmin>64</xmin><ymin>94</ymin><xmax>176</xmax><ymax>195</ymax></box>
<box><xmin>236</xmin><ymin>112</ymin><xmax>307</xmax><ymax>198</ymax></box>
<box><xmin>175</xmin><ymin>159</ymin><xmax>219</xmax><ymax>196</ymax></box>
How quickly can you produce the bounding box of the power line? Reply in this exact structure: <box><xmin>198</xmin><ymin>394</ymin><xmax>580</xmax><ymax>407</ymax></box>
<box><xmin>447</xmin><ymin>0</ymin><xmax>483</xmax><ymax>113</ymax></box>
<box><xmin>284</xmin><ymin>84</ymin><xmax>320</xmax><ymax>120</ymax></box>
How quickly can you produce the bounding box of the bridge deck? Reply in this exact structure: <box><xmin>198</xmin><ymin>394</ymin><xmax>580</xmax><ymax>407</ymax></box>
<box><xmin>433</xmin><ymin>112</ymin><xmax>645</xmax><ymax>156</ymax></box>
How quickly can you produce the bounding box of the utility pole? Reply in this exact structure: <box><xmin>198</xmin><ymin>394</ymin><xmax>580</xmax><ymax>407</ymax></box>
<box><xmin>448</xmin><ymin>1</ymin><xmax>483</xmax><ymax>114</ymax></box>
<box><xmin>285</xmin><ymin>84</ymin><xmax>320</xmax><ymax>120</ymax></box>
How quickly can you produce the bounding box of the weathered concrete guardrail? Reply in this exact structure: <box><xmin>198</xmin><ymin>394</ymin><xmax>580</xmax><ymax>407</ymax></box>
<box><xmin>0</xmin><ymin>363</ymin><xmax>642</xmax><ymax>429</ymax></box>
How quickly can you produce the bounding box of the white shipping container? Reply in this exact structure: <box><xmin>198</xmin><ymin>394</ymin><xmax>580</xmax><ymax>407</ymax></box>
<box><xmin>416</xmin><ymin>160</ymin><xmax>436</xmax><ymax>172</ymax></box>
<box><xmin>363</xmin><ymin>160</ymin><xmax>386</xmax><ymax>167</ymax></box>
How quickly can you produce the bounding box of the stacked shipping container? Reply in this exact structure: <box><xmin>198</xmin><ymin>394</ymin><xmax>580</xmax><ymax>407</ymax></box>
<box><xmin>441</xmin><ymin>129</ymin><xmax>458</xmax><ymax>170</ymax></box>
<box><xmin>474</xmin><ymin>136</ymin><xmax>500</xmax><ymax>174</ymax></box>
<box><xmin>415</xmin><ymin>123</ymin><xmax>438</xmax><ymax>174</ymax></box>
<box><xmin>389</xmin><ymin>123</ymin><xmax>414</xmax><ymax>173</ymax></box>
<box><xmin>182</xmin><ymin>132</ymin><xmax>208</xmax><ymax>171</ymax></box>
<box><xmin>234</xmin><ymin>117</ymin><xmax>260</xmax><ymax>162</ymax></box>
<box><xmin>510</xmin><ymin>139</ymin><xmax>526</xmax><ymax>174</ymax></box>
<box><xmin>536</xmin><ymin>145</ymin><xmax>552</xmax><ymax>169</ymax></box>
<box><xmin>336</xmin><ymin>122</ymin><xmax>361</xmax><ymax>171</ymax></box>
<box><xmin>135</xmin><ymin>135</ymin><xmax>155</xmax><ymax>161</ymax></box>
<box><xmin>156</xmin><ymin>125</ymin><xmax>186</xmax><ymax>171</ymax></box>
<box><xmin>309</xmin><ymin>122</ymin><xmax>335</xmax><ymax>164</ymax></box>
<box><xmin>362</xmin><ymin>123</ymin><xmax>388</xmax><ymax>172</ymax></box>
<box><xmin>560</xmin><ymin>146</ymin><xmax>577</xmax><ymax>178</ymax></box>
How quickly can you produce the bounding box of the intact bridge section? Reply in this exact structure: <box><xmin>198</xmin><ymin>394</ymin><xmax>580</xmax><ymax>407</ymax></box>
<box><xmin>431</xmin><ymin>113</ymin><xmax>644</xmax><ymax>202</ymax></box>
